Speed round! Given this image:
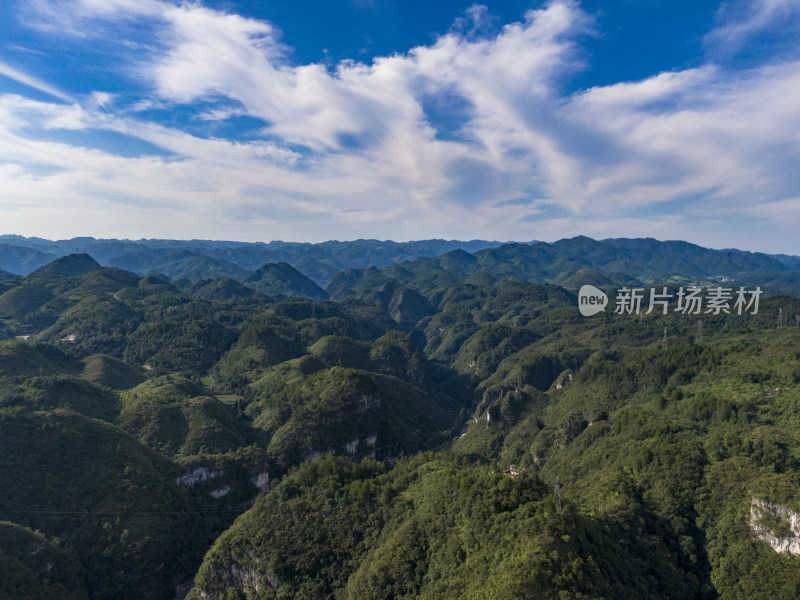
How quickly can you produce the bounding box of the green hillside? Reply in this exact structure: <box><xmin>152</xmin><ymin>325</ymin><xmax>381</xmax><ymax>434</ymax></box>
<box><xmin>188</xmin><ymin>453</ymin><xmax>706</xmax><ymax>600</ymax></box>
<box><xmin>0</xmin><ymin>340</ymin><xmax>82</xmax><ymax>379</ymax></box>
<box><xmin>186</xmin><ymin>277</ymin><xmax>260</xmax><ymax>300</ymax></box>
<box><xmin>0</xmin><ymin>268</ymin><xmax>21</xmax><ymax>281</ymax></box>
<box><xmin>245</xmin><ymin>361</ymin><xmax>462</xmax><ymax>470</ymax></box>
<box><xmin>1</xmin><ymin>247</ymin><xmax>799</xmax><ymax>599</ymax></box>
<box><xmin>0</xmin><ymin>521</ymin><xmax>89</xmax><ymax>600</ymax></box>
<box><xmin>0</xmin><ymin>375</ymin><xmax>120</xmax><ymax>422</ymax></box>
<box><xmin>120</xmin><ymin>376</ymin><xmax>250</xmax><ymax>457</ymax></box>
<box><xmin>329</xmin><ymin>237</ymin><xmax>800</xmax><ymax>296</ymax></box>
<box><xmin>81</xmin><ymin>353</ymin><xmax>145</xmax><ymax>389</ymax></box>
<box><xmin>26</xmin><ymin>253</ymin><xmax>103</xmax><ymax>279</ymax></box>
<box><xmin>0</xmin><ymin>408</ymin><xmax>219</xmax><ymax>600</ymax></box>
<box><xmin>244</xmin><ymin>262</ymin><xmax>329</xmax><ymax>299</ymax></box>
<box><xmin>0</xmin><ymin>284</ymin><xmax>55</xmax><ymax>321</ymax></box>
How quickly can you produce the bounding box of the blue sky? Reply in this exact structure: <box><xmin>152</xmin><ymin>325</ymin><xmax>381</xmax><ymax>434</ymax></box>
<box><xmin>0</xmin><ymin>0</ymin><xmax>798</xmax><ymax>252</ymax></box>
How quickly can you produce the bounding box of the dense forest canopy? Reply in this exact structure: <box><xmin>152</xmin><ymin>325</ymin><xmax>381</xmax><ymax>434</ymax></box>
<box><xmin>1</xmin><ymin>239</ymin><xmax>799</xmax><ymax>599</ymax></box>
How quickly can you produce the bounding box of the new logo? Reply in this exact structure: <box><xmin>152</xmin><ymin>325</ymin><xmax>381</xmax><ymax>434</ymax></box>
<box><xmin>578</xmin><ymin>285</ymin><xmax>608</xmax><ymax>316</ymax></box>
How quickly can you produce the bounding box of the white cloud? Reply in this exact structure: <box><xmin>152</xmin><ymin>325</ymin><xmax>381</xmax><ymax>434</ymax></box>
<box><xmin>88</xmin><ymin>91</ymin><xmax>116</xmax><ymax>108</ymax></box>
<box><xmin>705</xmin><ymin>0</ymin><xmax>800</xmax><ymax>56</ymax></box>
<box><xmin>562</xmin><ymin>61</ymin><xmax>800</xmax><ymax>216</ymax></box>
<box><xmin>0</xmin><ymin>60</ymin><xmax>75</xmax><ymax>102</ymax></box>
<box><xmin>3</xmin><ymin>0</ymin><xmax>800</xmax><ymax>251</ymax></box>
<box><xmin>23</xmin><ymin>0</ymin><xmax>164</xmax><ymax>34</ymax></box>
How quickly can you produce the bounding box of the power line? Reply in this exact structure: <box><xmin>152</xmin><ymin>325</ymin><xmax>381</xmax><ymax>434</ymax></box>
<box><xmin>0</xmin><ymin>507</ymin><xmax>244</xmax><ymax>516</ymax></box>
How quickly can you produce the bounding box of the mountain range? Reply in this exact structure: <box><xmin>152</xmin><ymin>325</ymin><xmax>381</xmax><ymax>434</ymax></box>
<box><xmin>2</xmin><ymin>237</ymin><xmax>800</xmax><ymax>599</ymax></box>
<box><xmin>2</xmin><ymin>235</ymin><xmax>796</xmax><ymax>297</ymax></box>
<box><xmin>0</xmin><ymin>236</ymin><xmax>504</xmax><ymax>284</ymax></box>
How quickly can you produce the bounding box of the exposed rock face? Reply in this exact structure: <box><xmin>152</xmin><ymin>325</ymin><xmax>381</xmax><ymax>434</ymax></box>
<box><xmin>251</xmin><ymin>471</ymin><xmax>270</xmax><ymax>494</ymax></box>
<box><xmin>210</xmin><ymin>486</ymin><xmax>231</xmax><ymax>499</ymax></box>
<box><xmin>365</xmin><ymin>433</ymin><xmax>377</xmax><ymax>459</ymax></box>
<box><xmin>355</xmin><ymin>393</ymin><xmax>381</xmax><ymax>414</ymax></box>
<box><xmin>176</xmin><ymin>467</ymin><xmax>224</xmax><ymax>487</ymax></box>
<box><xmin>750</xmin><ymin>498</ymin><xmax>800</xmax><ymax>554</ymax></box>
<box><xmin>194</xmin><ymin>553</ymin><xmax>280</xmax><ymax>599</ymax></box>
<box><xmin>345</xmin><ymin>438</ymin><xmax>359</xmax><ymax>456</ymax></box>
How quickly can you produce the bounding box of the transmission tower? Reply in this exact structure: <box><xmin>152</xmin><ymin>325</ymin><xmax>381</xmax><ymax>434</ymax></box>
<box><xmin>696</xmin><ymin>320</ymin><xmax>702</xmax><ymax>343</ymax></box>
<box><xmin>778</xmin><ymin>308</ymin><xmax>784</xmax><ymax>329</ymax></box>
<box><xmin>662</xmin><ymin>326</ymin><xmax>668</xmax><ymax>350</ymax></box>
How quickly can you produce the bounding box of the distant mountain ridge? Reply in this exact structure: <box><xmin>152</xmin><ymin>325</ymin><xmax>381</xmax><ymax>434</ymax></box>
<box><xmin>0</xmin><ymin>235</ymin><xmax>797</xmax><ymax>296</ymax></box>
<box><xmin>0</xmin><ymin>236</ymin><xmax>505</xmax><ymax>283</ymax></box>
<box><xmin>328</xmin><ymin>236</ymin><xmax>800</xmax><ymax>297</ymax></box>
<box><xmin>0</xmin><ymin>242</ymin><xmax>53</xmax><ymax>275</ymax></box>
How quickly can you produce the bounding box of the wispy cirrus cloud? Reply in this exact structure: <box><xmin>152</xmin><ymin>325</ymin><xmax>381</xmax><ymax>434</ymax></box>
<box><xmin>21</xmin><ymin>0</ymin><xmax>164</xmax><ymax>35</ymax></box>
<box><xmin>1</xmin><ymin>0</ymin><xmax>799</xmax><ymax>250</ymax></box>
<box><xmin>0</xmin><ymin>59</ymin><xmax>75</xmax><ymax>102</ymax></box>
<box><xmin>705</xmin><ymin>0</ymin><xmax>800</xmax><ymax>58</ymax></box>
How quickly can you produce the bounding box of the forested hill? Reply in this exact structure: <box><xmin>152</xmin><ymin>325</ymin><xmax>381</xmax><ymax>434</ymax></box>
<box><xmin>1</xmin><ymin>245</ymin><xmax>800</xmax><ymax>599</ymax></box>
<box><xmin>328</xmin><ymin>236</ymin><xmax>800</xmax><ymax>296</ymax></box>
<box><xmin>0</xmin><ymin>235</ymin><xmax>797</xmax><ymax>293</ymax></box>
<box><xmin>0</xmin><ymin>236</ymin><xmax>504</xmax><ymax>283</ymax></box>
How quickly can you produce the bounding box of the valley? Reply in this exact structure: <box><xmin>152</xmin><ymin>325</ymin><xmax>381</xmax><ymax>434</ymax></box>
<box><xmin>1</xmin><ymin>236</ymin><xmax>799</xmax><ymax>599</ymax></box>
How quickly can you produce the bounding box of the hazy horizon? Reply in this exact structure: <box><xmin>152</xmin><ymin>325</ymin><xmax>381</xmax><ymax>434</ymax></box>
<box><xmin>1</xmin><ymin>232</ymin><xmax>797</xmax><ymax>258</ymax></box>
